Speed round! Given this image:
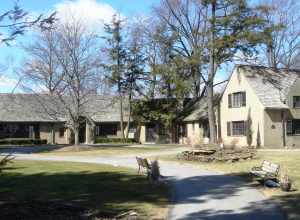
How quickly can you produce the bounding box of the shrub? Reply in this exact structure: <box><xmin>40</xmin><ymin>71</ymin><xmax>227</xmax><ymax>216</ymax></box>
<box><xmin>95</xmin><ymin>137</ymin><xmax>135</xmax><ymax>144</ymax></box>
<box><xmin>0</xmin><ymin>138</ymin><xmax>48</xmax><ymax>145</ymax></box>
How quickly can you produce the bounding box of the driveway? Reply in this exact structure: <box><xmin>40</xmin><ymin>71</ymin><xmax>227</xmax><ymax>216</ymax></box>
<box><xmin>1</xmin><ymin>151</ymin><xmax>286</xmax><ymax>220</ymax></box>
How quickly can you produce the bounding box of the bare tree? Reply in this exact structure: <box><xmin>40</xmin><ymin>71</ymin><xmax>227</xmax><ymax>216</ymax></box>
<box><xmin>21</xmin><ymin>18</ymin><xmax>101</xmax><ymax>145</ymax></box>
<box><xmin>258</xmin><ymin>0</ymin><xmax>300</xmax><ymax>69</ymax></box>
<box><xmin>154</xmin><ymin>0</ymin><xmax>208</xmax><ymax>97</ymax></box>
<box><xmin>54</xmin><ymin>19</ymin><xmax>101</xmax><ymax>145</ymax></box>
<box><xmin>21</xmin><ymin>30</ymin><xmax>63</xmax><ymax>94</ymax></box>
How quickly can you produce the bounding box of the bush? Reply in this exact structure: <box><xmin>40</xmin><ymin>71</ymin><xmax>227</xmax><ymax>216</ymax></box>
<box><xmin>95</xmin><ymin>137</ymin><xmax>135</xmax><ymax>144</ymax></box>
<box><xmin>0</xmin><ymin>138</ymin><xmax>48</xmax><ymax>146</ymax></box>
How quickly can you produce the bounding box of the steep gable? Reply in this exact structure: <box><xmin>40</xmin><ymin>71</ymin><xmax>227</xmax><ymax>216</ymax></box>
<box><xmin>239</xmin><ymin>65</ymin><xmax>300</xmax><ymax>109</ymax></box>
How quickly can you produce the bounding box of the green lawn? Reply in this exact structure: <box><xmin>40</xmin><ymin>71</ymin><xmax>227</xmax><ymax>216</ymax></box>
<box><xmin>38</xmin><ymin>144</ymin><xmax>184</xmax><ymax>157</ymax></box>
<box><xmin>0</xmin><ymin>160</ymin><xmax>169</xmax><ymax>219</ymax></box>
<box><xmin>159</xmin><ymin>150</ymin><xmax>300</xmax><ymax>220</ymax></box>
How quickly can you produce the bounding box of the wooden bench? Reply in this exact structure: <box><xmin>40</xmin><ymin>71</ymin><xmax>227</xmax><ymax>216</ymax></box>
<box><xmin>250</xmin><ymin>160</ymin><xmax>280</xmax><ymax>180</ymax></box>
<box><xmin>0</xmin><ymin>154</ymin><xmax>15</xmax><ymax>172</ymax></box>
<box><xmin>136</xmin><ymin>157</ymin><xmax>151</xmax><ymax>174</ymax></box>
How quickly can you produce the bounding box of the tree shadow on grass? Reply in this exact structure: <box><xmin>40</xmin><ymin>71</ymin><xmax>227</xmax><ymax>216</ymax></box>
<box><xmin>0</xmin><ymin>169</ymin><xmax>168</xmax><ymax>219</ymax></box>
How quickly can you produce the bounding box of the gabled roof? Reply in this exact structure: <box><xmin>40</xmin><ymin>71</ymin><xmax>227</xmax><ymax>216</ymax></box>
<box><xmin>180</xmin><ymin>95</ymin><xmax>221</xmax><ymax>122</ymax></box>
<box><xmin>0</xmin><ymin>93</ymin><xmax>128</xmax><ymax>123</ymax></box>
<box><xmin>237</xmin><ymin>65</ymin><xmax>300</xmax><ymax>109</ymax></box>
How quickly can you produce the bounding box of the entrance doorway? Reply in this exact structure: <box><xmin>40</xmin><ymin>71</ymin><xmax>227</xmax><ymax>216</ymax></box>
<box><xmin>79</xmin><ymin>122</ymin><xmax>86</xmax><ymax>143</ymax></box>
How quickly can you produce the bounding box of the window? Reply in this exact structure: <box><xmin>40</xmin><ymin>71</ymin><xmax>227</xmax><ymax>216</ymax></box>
<box><xmin>287</xmin><ymin>120</ymin><xmax>300</xmax><ymax>135</ymax></box>
<box><xmin>95</xmin><ymin>126</ymin><xmax>100</xmax><ymax>136</ymax></box>
<box><xmin>96</xmin><ymin>123</ymin><xmax>118</xmax><ymax>137</ymax></box>
<box><xmin>293</xmin><ymin>96</ymin><xmax>300</xmax><ymax>108</ymax></box>
<box><xmin>180</xmin><ymin>124</ymin><xmax>187</xmax><ymax>137</ymax></box>
<box><xmin>29</xmin><ymin>125</ymin><xmax>34</xmax><ymax>138</ymax></box>
<box><xmin>227</xmin><ymin>121</ymin><xmax>246</xmax><ymax>136</ymax></box>
<box><xmin>228</xmin><ymin>92</ymin><xmax>246</xmax><ymax>108</ymax></box>
<box><xmin>59</xmin><ymin>127</ymin><xmax>65</xmax><ymax>137</ymax></box>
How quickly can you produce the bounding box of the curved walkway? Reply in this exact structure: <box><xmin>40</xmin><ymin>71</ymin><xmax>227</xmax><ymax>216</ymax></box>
<box><xmin>3</xmin><ymin>152</ymin><xmax>285</xmax><ymax>220</ymax></box>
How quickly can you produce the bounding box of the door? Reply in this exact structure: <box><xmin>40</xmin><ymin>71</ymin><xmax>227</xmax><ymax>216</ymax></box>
<box><xmin>79</xmin><ymin>123</ymin><xmax>86</xmax><ymax>143</ymax></box>
<box><xmin>146</xmin><ymin>124</ymin><xmax>157</xmax><ymax>143</ymax></box>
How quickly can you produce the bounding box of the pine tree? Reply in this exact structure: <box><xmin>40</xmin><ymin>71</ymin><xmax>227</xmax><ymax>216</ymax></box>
<box><xmin>202</xmin><ymin>0</ymin><xmax>266</xmax><ymax>143</ymax></box>
<box><xmin>103</xmin><ymin>15</ymin><xmax>127</xmax><ymax>140</ymax></box>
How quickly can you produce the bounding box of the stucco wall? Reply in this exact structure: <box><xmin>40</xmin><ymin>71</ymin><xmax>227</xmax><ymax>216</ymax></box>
<box><xmin>40</xmin><ymin>123</ymin><xmax>69</xmax><ymax>144</ymax></box>
<box><xmin>220</xmin><ymin>68</ymin><xmax>265</xmax><ymax>147</ymax></box>
<box><xmin>139</xmin><ymin>125</ymin><xmax>146</xmax><ymax>144</ymax></box>
<box><xmin>178</xmin><ymin>122</ymin><xmax>208</xmax><ymax>145</ymax></box>
<box><xmin>285</xmin><ymin>78</ymin><xmax>300</xmax><ymax>147</ymax></box>
<box><xmin>264</xmin><ymin>110</ymin><xmax>284</xmax><ymax>147</ymax></box>
<box><xmin>287</xmin><ymin>79</ymin><xmax>300</xmax><ymax>118</ymax></box>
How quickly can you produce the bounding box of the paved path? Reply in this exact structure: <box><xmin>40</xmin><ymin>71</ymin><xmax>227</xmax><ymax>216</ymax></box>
<box><xmin>2</xmin><ymin>152</ymin><xmax>286</xmax><ymax>220</ymax></box>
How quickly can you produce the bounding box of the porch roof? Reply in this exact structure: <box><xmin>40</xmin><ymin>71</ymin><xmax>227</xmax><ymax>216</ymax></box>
<box><xmin>180</xmin><ymin>95</ymin><xmax>220</xmax><ymax>122</ymax></box>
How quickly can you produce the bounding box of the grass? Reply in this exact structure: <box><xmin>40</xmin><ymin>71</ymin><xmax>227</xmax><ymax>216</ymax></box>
<box><xmin>37</xmin><ymin>144</ymin><xmax>184</xmax><ymax>157</ymax></box>
<box><xmin>158</xmin><ymin>150</ymin><xmax>300</xmax><ymax>220</ymax></box>
<box><xmin>0</xmin><ymin>160</ymin><xmax>169</xmax><ymax>219</ymax></box>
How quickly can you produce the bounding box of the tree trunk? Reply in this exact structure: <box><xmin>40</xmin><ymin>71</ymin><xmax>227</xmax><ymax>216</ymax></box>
<box><xmin>267</xmin><ymin>43</ymin><xmax>277</xmax><ymax>69</ymax></box>
<box><xmin>119</xmin><ymin>95</ymin><xmax>125</xmax><ymax>140</ymax></box>
<box><xmin>51</xmin><ymin>124</ymin><xmax>55</xmax><ymax>144</ymax></box>
<box><xmin>74</xmin><ymin>127</ymin><xmax>79</xmax><ymax>146</ymax></box>
<box><xmin>125</xmin><ymin>93</ymin><xmax>132</xmax><ymax>140</ymax></box>
<box><xmin>207</xmin><ymin>0</ymin><xmax>217</xmax><ymax>144</ymax></box>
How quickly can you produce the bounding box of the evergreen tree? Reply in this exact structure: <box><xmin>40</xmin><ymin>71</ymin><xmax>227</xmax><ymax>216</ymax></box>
<box><xmin>103</xmin><ymin>15</ymin><xmax>127</xmax><ymax>140</ymax></box>
<box><xmin>202</xmin><ymin>0</ymin><xmax>267</xmax><ymax>143</ymax></box>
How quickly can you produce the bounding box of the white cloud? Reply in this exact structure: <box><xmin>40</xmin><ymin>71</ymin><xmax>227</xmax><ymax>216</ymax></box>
<box><xmin>55</xmin><ymin>0</ymin><xmax>120</xmax><ymax>32</ymax></box>
<box><xmin>0</xmin><ymin>75</ymin><xmax>18</xmax><ymax>92</ymax></box>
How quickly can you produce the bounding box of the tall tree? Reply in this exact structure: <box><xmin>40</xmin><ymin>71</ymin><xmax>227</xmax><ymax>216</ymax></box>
<box><xmin>21</xmin><ymin>30</ymin><xmax>63</xmax><ymax>94</ymax></box>
<box><xmin>21</xmin><ymin>29</ymin><xmax>63</xmax><ymax>144</ymax></box>
<box><xmin>103</xmin><ymin>15</ymin><xmax>127</xmax><ymax>140</ymax></box>
<box><xmin>200</xmin><ymin>0</ymin><xmax>266</xmax><ymax>143</ymax></box>
<box><xmin>22</xmin><ymin>19</ymin><xmax>101</xmax><ymax>146</ymax></box>
<box><xmin>54</xmin><ymin>20</ymin><xmax>101</xmax><ymax>145</ymax></box>
<box><xmin>258</xmin><ymin>0</ymin><xmax>300</xmax><ymax>69</ymax></box>
<box><xmin>154</xmin><ymin>0</ymin><xmax>208</xmax><ymax>97</ymax></box>
<box><xmin>122</xmin><ymin>26</ymin><xmax>149</xmax><ymax>139</ymax></box>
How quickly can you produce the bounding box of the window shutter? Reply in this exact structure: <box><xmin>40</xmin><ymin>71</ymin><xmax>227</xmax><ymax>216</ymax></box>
<box><xmin>242</xmin><ymin>92</ymin><xmax>246</xmax><ymax>106</ymax></box>
<box><xmin>244</xmin><ymin>121</ymin><xmax>248</xmax><ymax>136</ymax></box>
<box><xmin>287</xmin><ymin>120</ymin><xmax>293</xmax><ymax>135</ymax></box>
<box><xmin>228</xmin><ymin>94</ymin><xmax>232</xmax><ymax>108</ymax></box>
<box><xmin>227</xmin><ymin>122</ymin><xmax>231</xmax><ymax>136</ymax></box>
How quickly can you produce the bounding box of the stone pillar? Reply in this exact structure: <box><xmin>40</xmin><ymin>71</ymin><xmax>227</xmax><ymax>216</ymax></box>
<box><xmin>86</xmin><ymin>120</ymin><xmax>94</xmax><ymax>144</ymax></box>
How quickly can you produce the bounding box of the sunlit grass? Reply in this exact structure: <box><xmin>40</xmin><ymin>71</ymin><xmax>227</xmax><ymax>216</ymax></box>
<box><xmin>0</xmin><ymin>160</ymin><xmax>169</xmax><ymax>219</ymax></box>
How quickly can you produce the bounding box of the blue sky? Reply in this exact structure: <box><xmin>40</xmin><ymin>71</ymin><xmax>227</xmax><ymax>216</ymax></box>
<box><xmin>0</xmin><ymin>0</ymin><xmax>229</xmax><ymax>93</ymax></box>
<box><xmin>0</xmin><ymin>0</ymin><xmax>160</xmax><ymax>92</ymax></box>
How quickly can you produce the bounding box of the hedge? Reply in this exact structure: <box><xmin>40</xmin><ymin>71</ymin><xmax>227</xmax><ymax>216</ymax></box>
<box><xmin>95</xmin><ymin>137</ymin><xmax>135</xmax><ymax>144</ymax></box>
<box><xmin>0</xmin><ymin>138</ymin><xmax>48</xmax><ymax>145</ymax></box>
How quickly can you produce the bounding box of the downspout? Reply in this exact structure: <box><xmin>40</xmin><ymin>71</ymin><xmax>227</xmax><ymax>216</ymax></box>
<box><xmin>281</xmin><ymin>110</ymin><xmax>286</xmax><ymax>147</ymax></box>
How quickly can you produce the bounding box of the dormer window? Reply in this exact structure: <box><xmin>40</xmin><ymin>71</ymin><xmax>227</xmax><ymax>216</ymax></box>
<box><xmin>228</xmin><ymin>92</ymin><xmax>246</xmax><ymax>108</ymax></box>
<box><xmin>293</xmin><ymin>96</ymin><xmax>300</xmax><ymax>108</ymax></box>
